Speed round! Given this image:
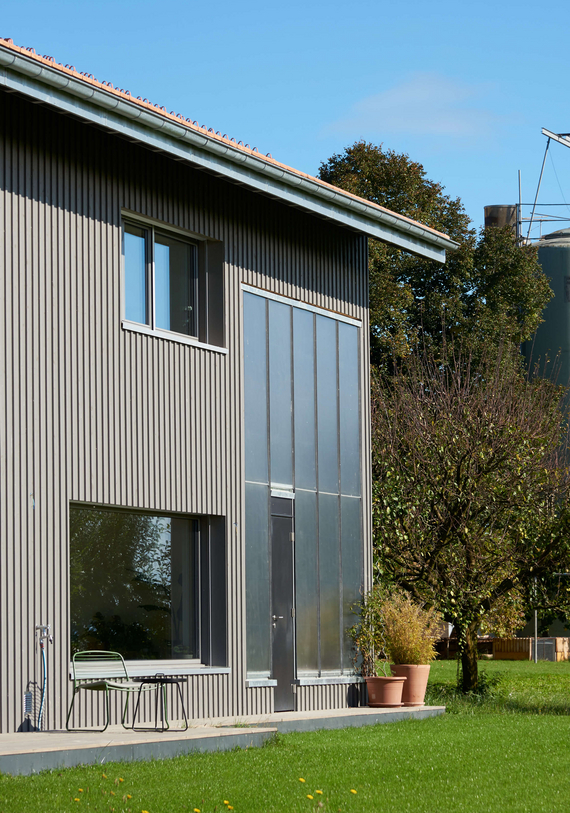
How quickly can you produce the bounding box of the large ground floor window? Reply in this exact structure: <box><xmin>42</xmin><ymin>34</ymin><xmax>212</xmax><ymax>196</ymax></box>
<box><xmin>69</xmin><ymin>505</ymin><xmax>227</xmax><ymax>665</ymax></box>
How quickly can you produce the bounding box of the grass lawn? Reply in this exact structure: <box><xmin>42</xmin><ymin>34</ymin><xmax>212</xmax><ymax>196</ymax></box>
<box><xmin>2</xmin><ymin>660</ymin><xmax>570</xmax><ymax>813</ymax></box>
<box><xmin>426</xmin><ymin>658</ymin><xmax>570</xmax><ymax>714</ymax></box>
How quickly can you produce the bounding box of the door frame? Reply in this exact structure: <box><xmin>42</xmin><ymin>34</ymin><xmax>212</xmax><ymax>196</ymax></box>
<box><xmin>270</xmin><ymin>493</ymin><xmax>296</xmax><ymax>711</ymax></box>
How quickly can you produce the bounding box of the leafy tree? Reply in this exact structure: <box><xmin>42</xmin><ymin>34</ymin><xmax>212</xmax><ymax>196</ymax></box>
<box><xmin>318</xmin><ymin>141</ymin><xmax>552</xmax><ymax>367</ymax></box>
<box><xmin>371</xmin><ymin>345</ymin><xmax>570</xmax><ymax>692</ymax></box>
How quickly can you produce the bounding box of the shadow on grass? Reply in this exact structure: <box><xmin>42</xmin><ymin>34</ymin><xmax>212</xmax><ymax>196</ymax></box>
<box><xmin>425</xmin><ymin>679</ymin><xmax>570</xmax><ymax>716</ymax></box>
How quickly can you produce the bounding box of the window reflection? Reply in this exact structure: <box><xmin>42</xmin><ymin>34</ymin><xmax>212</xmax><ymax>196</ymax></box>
<box><xmin>123</xmin><ymin>221</ymin><xmax>198</xmax><ymax>337</ymax></box>
<box><xmin>155</xmin><ymin>233</ymin><xmax>197</xmax><ymax>336</ymax></box>
<box><xmin>70</xmin><ymin>506</ymin><xmax>198</xmax><ymax>660</ymax></box>
<box><xmin>124</xmin><ymin>224</ymin><xmax>147</xmax><ymax>324</ymax></box>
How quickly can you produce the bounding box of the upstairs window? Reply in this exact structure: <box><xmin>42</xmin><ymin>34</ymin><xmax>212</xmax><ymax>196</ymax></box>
<box><xmin>124</xmin><ymin>222</ymin><xmax>198</xmax><ymax>338</ymax></box>
<box><xmin>122</xmin><ymin>216</ymin><xmax>225</xmax><ymax>349</ymax></box>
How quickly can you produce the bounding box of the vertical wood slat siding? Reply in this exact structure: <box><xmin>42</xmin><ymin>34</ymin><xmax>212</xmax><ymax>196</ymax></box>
<box><xmin>0</xmin><ymin>91</ymin><xmax>369</xmax><ymax>733</ymax></box>
<box><xmin>245</xmin><ymin>687</ymin><xmax>274</xmax><ymax>716</ymax></box>
<box><xmin>296</xmin><ymin>684</ymin><xmax>354</xmax><ymax>712</ymax></box>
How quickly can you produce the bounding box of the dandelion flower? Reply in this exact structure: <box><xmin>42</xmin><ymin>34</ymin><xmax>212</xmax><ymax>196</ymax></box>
<box><xmin>307</xmin><ymin>794</ymin><xmax>314</xmax><ymax>800</ymax></box>
<box><xmin>224</xmin><ymin>802</ymin><xmax>230</xmax><ymax>806</ymax></box>
<box><xmin>350</xmin><ymin>788</ymin><xmax>357</xmax><ymax>794</ymax></box>
<box><xmin>102</xmin><ymin>773</ymin><xmax>107</xmax><ymax>779</ymax></box>
<box><xmin>74</xmin><ymin>799</ymin><xmax>80</xmax><ymax>803</ymax></box>
<box><xmin>110</xmin><ymin>791</ymin><xmax>115</xmax><ymax>796</ymax></box>
<box><xmin>299</xmin><ymin>778</ymin><xmax>306</xmax><ymax>783</ymax></box>
<box><xmin>228</xmin><ymin>807</ymin><xmax>234</xmax><ymax>811</ymax></box>
<box><xmin>316</xmin><ymin>790</ymin><xmax>323</xmax><ymax>794</ymax></box>
<box><xmin>127</xmin><ymin>794</ymin><xmax>132</xmax><ymax>799</ymax></box>
<box><xmin>78</xmin><ymin>788</ymin><xmax>83</xmax><ymax>792</ymax></box>
<box><xmin>142</xmin><ymin>810</ymin><xmax>150</xmax><ymax>813</ymax></box>
<box><xmin>119</xmin><ymin>778</ymin><xmax>124</xmax><ymax>783</ymax></box>
<box><xmin>194</xmin><ymin>808</ymin><xmax>200</xmax><ymax>812</ymax></box>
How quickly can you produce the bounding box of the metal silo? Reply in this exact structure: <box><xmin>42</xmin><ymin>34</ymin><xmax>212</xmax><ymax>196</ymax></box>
<box><xmin>484</xmin><ymin>205</ymin><xmax>518</xmax><ymax>230</ymax></box>
<box><xmin>525</xmin><ymin>228</ymin><xmax>570</xmax><ymax>387</ymax></box>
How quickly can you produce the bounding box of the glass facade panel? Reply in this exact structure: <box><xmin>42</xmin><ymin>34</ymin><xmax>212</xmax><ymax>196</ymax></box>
<box><xmin>244</xmin><ymin>293</ymin><xmax>268</xmax><ymax>483</ymax></box>
<box><xmin>318</xmin><ymin>492</ymin><xmax>340</xmax><ymax>671</ymax></box>
<box><xmin>339</xmin><ymin>323</ymin><xmax>361</xmax><ymax>497</ymax></box>
<box><xmin>244</xmin><ymin>292</ymin><xmax>362</xmax><ymax>679</ymax></box>
<box><xmin>316</xmin><ymin>316</ymin><xmax>339</xmax><ymax>494</ymax></box>
<box><xmin>245</xmin><ymin>482</ymin><xmax>271</xmax><ymax>673</ymax></box>
<box><xmin>341</xmin><ymin>496</ymin><xmax>362</xmax><ymax>669</ymax></box>
<box><xmin>295</xmin><ymin>490</ymin><xmax>319</xmax><ymax>672</ymax></box>
<box><xmin>269</xmin><ymin>300</ymin><xmax>293</xmax><ymax>486</ymax></box>
<box><xmin>69</xmin><ymin>506</ymin><xmax>197</xmax><ymax>660</ymax></box>
<box><xmin>124</xmin><ymin>224</ymin><xmax>147</xmax><ymax>324</ymax></box>
<box><xmin>155</xmin><ymin>233</ymin><xmax>197</xmax><ymax>336</ymax></box>
<box><xmin>293</xmin><ymin>309</ymin><xmax>317</xmax><ymax>491</ymax></box>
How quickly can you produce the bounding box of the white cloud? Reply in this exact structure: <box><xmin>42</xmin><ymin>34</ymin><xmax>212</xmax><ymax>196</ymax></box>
<box><xmin>329</xmin><ymin>73</ymin><xmax>502</xmax><ymax>140</ymax></box>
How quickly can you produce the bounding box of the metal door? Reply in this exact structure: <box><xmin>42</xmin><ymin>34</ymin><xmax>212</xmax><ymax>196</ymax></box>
<box><xmin>271</xmin><ymin>496</ymin><xmax>295</xmax><ymax>712</ymax></box>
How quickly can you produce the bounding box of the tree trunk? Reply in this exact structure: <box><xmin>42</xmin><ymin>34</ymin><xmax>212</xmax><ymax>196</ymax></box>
<box><xmin>460</xmin><ymin>623</ymin><xmax>479</xmax><ymax>693</ymax></box>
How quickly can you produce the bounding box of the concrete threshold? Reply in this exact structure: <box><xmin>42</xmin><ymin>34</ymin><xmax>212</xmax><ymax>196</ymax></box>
<box><xmin>0</xmin><ymin>705</ymin><xmax>445</xmax><ymax>776</ymax></box>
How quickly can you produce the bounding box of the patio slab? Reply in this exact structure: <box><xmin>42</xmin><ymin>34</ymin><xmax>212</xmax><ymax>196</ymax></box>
<box><xmin>0</xmin><ymin>705</ymin><xmax>445</xmax><ymax>775</ymax></box>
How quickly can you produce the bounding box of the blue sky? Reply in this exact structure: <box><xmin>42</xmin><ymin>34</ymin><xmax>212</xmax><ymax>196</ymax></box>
<box><xmin>4</xmin><ymin>0</ymin><xmax>570</xmax><ymax>234</ymax></box>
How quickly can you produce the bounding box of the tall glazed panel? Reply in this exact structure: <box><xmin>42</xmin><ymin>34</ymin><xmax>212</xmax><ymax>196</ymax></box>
<box><xmin>340</xmin><ymin>496</ymin><xmax>362</xmax><ymax>669</ymax></box>
<box><xmin>338</xmin><ymin>322</ymin><xmax>360</xmax><ymax>497</ymax></box>
<box><xmin>295</xmin><ymin>489</ymin><xmax>319</xmax><ymax>673</ymax></box>
<box><xmin>268</xmin><ymin>300</ymin><xmax>293</xmax><ymax>487</ymax></box>
<box><xmin>316</xmin><ymin>316</ymin><xmax>339</xmax><ymax>495</ymax></box>
<box><xmin>244</xmin><ymin>293</ymin><xmax>268</xmax><ymax>484</ymax></box>
<box><xmin>245</xmin><ymin>483</ymin><xmax>271</xmax><ymax>674</ymax></box>
<box><xmin>293</xmin><ymin>309</ymin><xmax>317</xmax><ymax>491</ymax></box>
<box><xmin>318</xmin><ymin>492</ymin><xmax>340</xmax><ymax>671</ymax></box>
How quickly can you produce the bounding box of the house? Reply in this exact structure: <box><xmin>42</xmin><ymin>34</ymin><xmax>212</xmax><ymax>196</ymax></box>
<box><xmin>0</xmin><ymin>38</ymin><xmax>456</xmax><ymax>733</ymax></box>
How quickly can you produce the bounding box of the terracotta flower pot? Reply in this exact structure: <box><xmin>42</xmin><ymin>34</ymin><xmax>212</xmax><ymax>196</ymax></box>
<box><xmin>365</xmin><ymin>675</ymin><xmax>407</xmax><ymax>707</ymax></box>
<box><xmin>391</xmin><ymin>664</ymin><xmax>431</xmax><ymax>706</ymax></box>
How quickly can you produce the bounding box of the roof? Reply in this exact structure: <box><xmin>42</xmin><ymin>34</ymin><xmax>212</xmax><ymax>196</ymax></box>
<box><xmin>0</xmin><ymin>38</ymin><xmax>458</xmax><ymax>263</ymax></box>
<box><xmin>538</xmin><ymin>228</ymin><xmax>570</xmax><ymax>248</ymax></box>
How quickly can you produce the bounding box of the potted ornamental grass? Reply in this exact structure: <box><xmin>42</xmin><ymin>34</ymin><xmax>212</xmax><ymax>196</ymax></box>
<box><xmin>348</xmin><ymin>585</ymin><xmax>407</xmax><ymax>707</ymax></box>
<box><xmin>380</xmin><ymin>591</ymin><xmax>442</xmax><ymax>706</ymax></box>
<box><xmin>350</xmin><ymin>587</ymin><xmax>442</xmax><ymax>707</ymax></box>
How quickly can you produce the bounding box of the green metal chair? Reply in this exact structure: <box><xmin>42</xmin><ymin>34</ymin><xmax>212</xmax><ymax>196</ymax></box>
<box><xmin>66</xmin><ymin>650</ymin><xmax>153</xmax><ymax>732</ymax></box>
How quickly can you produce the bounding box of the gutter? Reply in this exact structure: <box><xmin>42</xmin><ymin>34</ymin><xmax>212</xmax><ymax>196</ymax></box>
<box><xmin>0</xmin><ymin>43</ymin><xmax>458</xmax><ymax>262</ymax></box>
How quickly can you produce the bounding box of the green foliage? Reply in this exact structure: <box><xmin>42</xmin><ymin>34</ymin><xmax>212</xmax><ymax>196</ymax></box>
<box><xmin>478</xmin><ymin>590</ymin><xmax>527</xmax><ymax>638</ymax></box>
<box><xmin>347</xmin><ymin>583</ymin><xmax>389</xmax><ymax>677</ymax></box>
<box><xmin>379</xmin><ymin>591</ymin><xmax>442</xmax><ymax>665</ymax></box>
<box><xmin>372</xmin><ymin>344</ymin><xmax>570</xmax><ymax>692</ymax></box>
<box><xmin>318</xmin><ymin>141</ymin><xmax>552</xmax><ymax>368</ymax></box>
<box><xmin>348</xmin><ymin>587</ymin><xmax>441</xmax><ymax>674</ymax></box>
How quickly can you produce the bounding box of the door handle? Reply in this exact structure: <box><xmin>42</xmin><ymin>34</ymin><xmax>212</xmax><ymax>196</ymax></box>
<box><xmin>272</xmin><ymin>615</ymin><xmax>284</xmax><ymax>620</ymax></box>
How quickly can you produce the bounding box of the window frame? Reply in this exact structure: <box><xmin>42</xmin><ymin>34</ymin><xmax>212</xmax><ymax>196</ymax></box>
<box><xmin>121</xmin><ymin>211</ymin><xmax>227</xmax><ymax>354</ymax></box>
<box><xmin>68</xmin><ymin>502</ymin><xmax>228</xmax><ymax>677</ymax></box>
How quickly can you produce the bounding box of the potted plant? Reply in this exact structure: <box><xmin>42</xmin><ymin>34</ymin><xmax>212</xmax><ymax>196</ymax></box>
<box><xmin>379</xmin><ymin>591</ymin><xmax>441</xmax><ymax>706</ymax></box>
<box><xmin>348</xmin><ymin>585</ymin><xmax>407</xmax><ymax>707</ymax></box>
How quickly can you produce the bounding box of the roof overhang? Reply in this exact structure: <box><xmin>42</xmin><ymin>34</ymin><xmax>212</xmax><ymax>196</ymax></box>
<box><xmin>0</xmin><ymin>44</ymin><xmax>457</xmax><ymax>263</ymax></box>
